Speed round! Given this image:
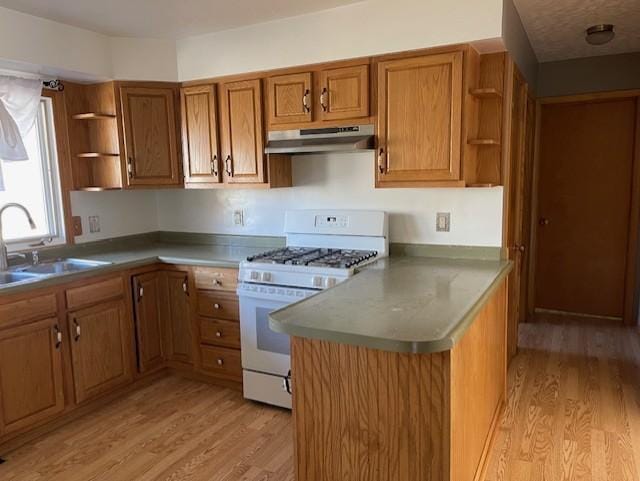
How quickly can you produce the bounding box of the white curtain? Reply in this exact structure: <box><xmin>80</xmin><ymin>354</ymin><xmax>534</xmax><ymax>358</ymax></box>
<box><xmin>0</xmin><ymin>75</ymin><xmax>43</xmax><ymax>190</ymax></box>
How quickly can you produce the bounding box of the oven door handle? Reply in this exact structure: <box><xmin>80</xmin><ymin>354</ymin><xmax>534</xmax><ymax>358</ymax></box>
<box><xmin>283</xmin><ymin>370</ymin><xmax>292</xmax><ymax>395</ymax></box>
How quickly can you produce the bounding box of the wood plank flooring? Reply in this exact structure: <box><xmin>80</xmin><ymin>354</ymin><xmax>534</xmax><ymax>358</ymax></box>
<box><xmin>2</xmin><ymin>319</ymin><xmax>639</xmax><ymax>481</ymax></box>
<box><xmin>484</xmin><ymin>319</ymin><xmax>640</xmax><ymax>481</ymax></box>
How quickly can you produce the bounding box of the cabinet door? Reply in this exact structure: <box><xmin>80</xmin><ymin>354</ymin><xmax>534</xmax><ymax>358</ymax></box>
<box><xmin>267</xmin><ymin>72</ymin><xmax>312</xmax><ymax>126</ymax></box>
<box><xmin>68</xmin><ymin>300</ymin><xmax>133</xmax><ymax>404</ymax></box>
<box><xmin>0</xmin><ymin>318</ymin><xmax>65</xmax><ymax>434</ymax></box>
<box><xmin>319</xmin><ymin>65</ymin><xmax>369</xmax><ymax>121</ymax></box>
<box><xmin>133</xmin><ymin>272</ymin><xmax>165</xmax><ymax>372</ymax></box>
<box><xmin>219</xmin><ymin>79</ymin><xmax>265</xmax><ymax>184</ymax></box>
<box><xmin>376</xmin><ymin>52</ymin><xmax>463</xmax><ymax>184</ymax></box>
<box><xmin>181</xmin><ymin>85</ymin><xmax>221</xmax><ymax>185</ymax></box>
<box><xmin>120</xmin><ymin>86</ymin><xmax>181</xmax><ymax>186</ymax></box>
<box><xmin>164</xmin><ymin>271</ymin><xmax>193</xmax><ymax>364</ymax></box>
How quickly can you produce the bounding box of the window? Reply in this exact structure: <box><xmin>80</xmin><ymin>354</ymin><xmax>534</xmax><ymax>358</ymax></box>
<box><xmin>0</xmin><ymin>97</ymin><xmax>65</xmax><ymax>249</ymax></box>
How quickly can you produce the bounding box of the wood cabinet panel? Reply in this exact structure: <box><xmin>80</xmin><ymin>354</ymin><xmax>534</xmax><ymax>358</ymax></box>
<box><xmin>197</xmin><ymin>291</ymin><xmax>239</xmax><ymax>321</ymax></box>
<box><xmin>219</xmin><ymin>79</ymin><xmax>265</xmax><ymax>184</ymax></box>
<box><xmin>267</xmin><ymin>72</ymin><xmax>312</xmax><ymax>126</ymax></box>
<box><xmin>200</xmin><ymin>345</ymin><xmax>242</xmax><ymax>380</ymax></box>
<box><xmin>193</xmin><ymin>266</ymin><xmax>238</xmax><ymax>292</ymax></box>
<box><xmin>164</xmin><ymin>271</ymin><xmax>193</xmax><ymax>364</ymax></box>
<box><xmin>132</xmin><ymin>272</ymin><xmax>165</xmax><ymax>372</ymax></box>
<box><xmin>66</xmin><ymin>277</ymin><xmax>123</xmax><ymax>311</ymax></box>
<box><xmin>200</xmin><ymin>318</ymin><xmax>241</xmax><ymax>349</ymax></box>
<box><xmin>68</xmin><ymin>300</ymin><xmax>133</xmax><ymax>404</ymax></box>
<box><xmin>376</xmin><ymin>51</ymin><xmax>463</xmax><ymax>185</ymax></box>
<box><xmin>120</xmin><ymin>86</ymin><xmax>181</xmax><ymax>186</ymax></box>
<box><xmin>319</xmin><ymin>65</ymin><xmax>369</xmax><ymax>121</ymax></box>
<box><xmin>0</xmin><ymin>318</ymin><xmax>65</xmax><ymax>434</ymax></box>
<box><xmin>0</xmin><ymin>294</ymin><xmax>57</xmax><ymax>329</ymax></box>
<box><xmin>181</xmin><ymin>85</ymin><xmax>221</xmax><ymax>185</ymax></box>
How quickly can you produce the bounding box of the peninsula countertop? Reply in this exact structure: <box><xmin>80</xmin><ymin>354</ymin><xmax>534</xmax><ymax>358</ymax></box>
<box><xmin>269</xmin><ymin>255</ymin><xmax>512</xmax><ymax>354</ymax></box>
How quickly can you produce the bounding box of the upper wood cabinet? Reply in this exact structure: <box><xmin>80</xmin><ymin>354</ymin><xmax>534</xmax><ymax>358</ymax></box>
<box><xmin>68</xmin><ymin>299</ymin><xmax>133</xmax><ymax>404</ymax></box>
<box><xmin>164</xmin><ymin>271</ymin><xmax>193</xmax><ymax>365</ymax></box>
<box><xmin>219</xmin><ymin>79</ymin><xmax>266</xmax><ymax>184</ymax></box>
<box><xmin>0</xmin><ymin>318</ymin><xmax>65</xmax><ymax>435</ymax></box>
<box><xmin>120</xmin><ymin>85</ymin><xmax>182</xmax><ymax>187</ymax></box>
<box><xmin>267</xmin><ymin>73</ymin><xmax>312</xmax><ymax>126</ymax></box>
<box><xmin>319</xmin><ymin>65</ymin><xmax>369</xmax><ymax>121</ymax></box>
<box><xmin>181</xmin><ymin>85</ymin><xmax>221</xmax><ymax>186</ymax></box>
<box><xmin>376</xmin><ymin>51</ymin><xmax>464</xmax><ymax>187</ymax></box>
<box><xmin>132</xmin><ymin>272</ymin><xmax>165</xmax><ymax>372</ymax></box>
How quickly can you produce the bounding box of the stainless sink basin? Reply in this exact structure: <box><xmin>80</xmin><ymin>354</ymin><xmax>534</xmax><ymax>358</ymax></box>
<box><xmin>0</xmin><ymin>271</ymin><xmax>42</xmax><ymax>286</ymax></box>
<box><xmin>16</xmin><ymin>258</ymin><xmax>111</xmax><ymax>275</ymax></box>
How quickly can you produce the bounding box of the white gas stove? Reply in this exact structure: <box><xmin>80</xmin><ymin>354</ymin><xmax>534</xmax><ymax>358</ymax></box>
<box><xmin>237</xmin><ymin>209</ymin><xmax>388</xmax><ymax>408</ymax></box>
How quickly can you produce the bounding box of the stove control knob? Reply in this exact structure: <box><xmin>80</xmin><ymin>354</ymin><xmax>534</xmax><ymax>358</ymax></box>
<box><xmin>325</xmin><ymin>277</ymin><xmax>337</xmax><ymax>288</ymax></box>
<box><xmin>312</xmin><ymin>276</ymin><xmax>324</xmax><ymax>288</ymax></box>
<box><xmin>261</xmin><ymin>272</ymin><xmax>272</xmax><ymax>282</ymax></box>
<box><xmin>250</xmin><ymin>271</ymin><xmax>260</xmax><ymax>281</ymax></box>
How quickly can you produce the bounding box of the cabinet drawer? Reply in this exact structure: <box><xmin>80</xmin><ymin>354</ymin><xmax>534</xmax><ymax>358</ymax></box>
<box><xmin>197</xmin><ymin>291</ymin><xmax>239</xmax><ymax>320</ymax></box>
<box><xmin>0</xmin><ymin>294</ymin><xmax>57</xmax><ymax>329</ymax></box>
<box><xmin>200</xmin><ymin>345</ymin><xmax>242</xmax><ymax>380</ymax></box>
<box><xmin>66</xmin><ymin>277</ymin><xmax>123</xmax><ymax>310</ymax></box>
<box><xmin>200</xmin><ymin>318</ymin><xmax>241</xmax><ymax>349</ymax></box>
<box><xmin>193</xmin><ymin>267</ymin><xmax>238</xmax><ymax>292</ymax></box>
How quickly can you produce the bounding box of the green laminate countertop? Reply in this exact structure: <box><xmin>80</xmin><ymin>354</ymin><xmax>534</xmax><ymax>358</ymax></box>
<box><xmin>0</xmin><ymin>242</ymin><xmax>266</xmax><ymax>296</ymax></box>
<box><xmin>269</xmin><ymin>256</ymin><xmax>512</xmax><ymax>354</ymax></box>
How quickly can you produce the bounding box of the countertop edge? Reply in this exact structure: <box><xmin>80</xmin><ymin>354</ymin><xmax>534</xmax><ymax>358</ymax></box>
<box><xmin>269</xmin><ymin>260</ymin><xmax>514</xmax><ymax>354</ymax></box>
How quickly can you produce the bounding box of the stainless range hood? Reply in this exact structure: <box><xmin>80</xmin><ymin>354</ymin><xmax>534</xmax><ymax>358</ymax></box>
<box><xmin>265</xmin><ymin>124</ymin><xmax>374</xmax><ymax>154</ymax></box>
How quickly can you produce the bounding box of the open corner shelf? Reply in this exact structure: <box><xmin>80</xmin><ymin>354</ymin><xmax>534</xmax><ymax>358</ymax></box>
<box><xmin>76</xmin><ymin>152</ymin><xmax>120</xmax><ymax>158</ymax></box>
<box><xmin>467</xmin><ymin>139</ymin><xmax>500</xmax><ymax>146</ymax></box>
<box><xmin>72</xmin><ymin>112</ymin><xmax>117</xmax><ymax>120</ymax></box>
<box><xmin>469</xmin><ymin>88</ymin><xmax>502</xmax><ymax>99</ymax></box>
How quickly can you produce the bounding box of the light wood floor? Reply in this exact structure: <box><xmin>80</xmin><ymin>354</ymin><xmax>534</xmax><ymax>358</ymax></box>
<box><xmin>2</xmin><ymin>320</ymin><xmax>639</xmax><ymax>481</ymax></box>
<box><xmin>484</xmin><ymin>320</ymin><xmax>640</xmax><ymax>481</ymax></box>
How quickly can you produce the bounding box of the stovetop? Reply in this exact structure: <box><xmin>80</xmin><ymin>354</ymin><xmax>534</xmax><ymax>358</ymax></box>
<box><xmin>245</xmin><ymin>247</ymin><xmax>378</xmax><ymax>269</ymax></box>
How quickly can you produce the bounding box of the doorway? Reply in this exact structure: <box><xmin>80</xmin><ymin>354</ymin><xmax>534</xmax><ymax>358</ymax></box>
<box><xmin>529</xmin><ymin>93</ymin><xmax>640</xmax><ymax>324</ymax></box>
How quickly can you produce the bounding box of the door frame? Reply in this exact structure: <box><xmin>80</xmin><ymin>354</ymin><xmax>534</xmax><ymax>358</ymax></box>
<box><xmin>526</xmin><ymin>89</ymin><xmax>640</xmax><ymax>325</ymax></box>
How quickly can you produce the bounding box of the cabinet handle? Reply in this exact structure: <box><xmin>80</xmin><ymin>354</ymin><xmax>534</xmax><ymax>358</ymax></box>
<box><xmin>73</xmin><ymin>319</ymin><xmax>81</xmax><ymax>342</ymax></box>
<box><xmin>217</xmin><ymin>358</ymin><xmax>224</xmax><ymax>366</ymax></box>
<box><xmin>213</xmin><ymin>303</ymin><xmax>221</xmax><ymax>309</ymax></box>
<box><xmin>53</xmin><ymin>324</ymin><xmax>62</xmax><ymax>349</ymax></box>
<box><xmin>377</xmin><ymin>148</ymin><xmax>386</xmax><ymax>174</ymax></box>
<box><xmin>211</xmin><ymin>154</ymin><xmax>218</xmax><ymax>176</ymax></box>
<box><xmin>182</xmin><ymin>276</ymin><xmax>189</xmax><ymax>296</ymax></box>
<box><xmin>215</xmin><ymin>330</ymin><xmax>223</xmax><ymax>338</ymax></box>
<box><xmin>225</xmin><ymin>155</ymin><xmax>233</xmax><ymax>177</ymax></box>
<box><xmin>127</xmin><ymin>157</ymin><xmax>134</xmax><ymax>179</ymax></box>
<box><xmin>137</xmin><ymin>285</ymin><xmax>144</xmax><ymax>302</ymax></box>
<box><xmin>302</xmin><ymin>89</ymin><xmax>311</xmax><ymax>113</ymax></box>
<box><xmin>320</xmin><ymin>88</ymin><xmax>328</xmax><ymax>112</ymax></box>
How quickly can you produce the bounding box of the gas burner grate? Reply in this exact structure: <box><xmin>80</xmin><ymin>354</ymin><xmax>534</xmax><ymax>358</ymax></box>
<box><xmin>246</xmin><ymin>247</ymin><xmax>378</xmax><ymax>268</ymax></box>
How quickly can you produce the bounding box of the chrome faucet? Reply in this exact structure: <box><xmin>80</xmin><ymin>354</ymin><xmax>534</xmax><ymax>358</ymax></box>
<box><xmin>0</xmin><ymin>203</ymin><xmax>36</xmax><ymax>271</ymax></box>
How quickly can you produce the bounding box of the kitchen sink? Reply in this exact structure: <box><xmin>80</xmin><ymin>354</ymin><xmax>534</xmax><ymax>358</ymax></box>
<box><xmin>15</xmin><ymin>258</ymin><xmax>112</xmax><ymax>275</ymax></box>
<box><xmin>0</xmin><ymin>271</ymin><xmax>42</xmax><ymax>286</ymax></box>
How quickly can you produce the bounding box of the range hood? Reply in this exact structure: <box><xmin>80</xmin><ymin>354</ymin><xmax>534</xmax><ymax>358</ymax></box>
<box><xmin>265</xmin><ymin>124</ymin><xmax>374</xmax><ymax>154</ymax></box>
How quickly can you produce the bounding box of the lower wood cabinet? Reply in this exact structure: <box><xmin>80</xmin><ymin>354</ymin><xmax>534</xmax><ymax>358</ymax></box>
<box><xmin>133</xmin><ymin>272</ymin><xmax>166</xmax><ymax>372</ymax></box>
<box><xmin>0</xmin><ymin>318</ymin><xmax>65</xmax><ymax>434</ymax></box>
<box><xmin>68</xmin><ymin>300</ymin><xmax>133</xmax><ymax>404</ymax></box>
<box><xmin>164</xmin><ymin>271</ymin><xmax>193</xmax><ymax>365</ymax></box>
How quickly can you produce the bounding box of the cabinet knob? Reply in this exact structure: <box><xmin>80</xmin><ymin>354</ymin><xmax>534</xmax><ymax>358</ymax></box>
<box><xmin>213</xmin><ymin>279</ymin><xmax>222</xmax><ymax>286</ymax></box>
<box><xmin>214</xmin><ymin>303</ymin><xmax>221</xmax><ymax>309</ymax></box>
<box><xmin>539</xmin><ymin>218</ymin><xmax>550</xmax><ymax>226</ymax></box>
<box><xmin>53</xmin><ymin>324</ymin><xmax>62</xmax><ymax>349</ymax></box>
<box><xmin>216</xmin><ymin>331</ymin><xmax>223</xmax><ymax>337</ymax></box>
<box><xmin>217</xmin><ymin>358</ymin><xmax>224</xmax><ymax>366</ymax></box>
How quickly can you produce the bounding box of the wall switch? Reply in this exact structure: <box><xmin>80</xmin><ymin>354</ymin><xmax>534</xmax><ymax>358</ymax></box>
<box><xmin>232</xmin><ymin>209</ymin><xmax>244</xmax><ymax>226</ymax></box>
<box><xmin>72</xmin><ymin>216</ymin><xmax>83</xmax><ymax>236</ymax></box>
<box><xmin>436</xmin><ymin>212</ymin><xmax>451</xmax><ymax>232</ymax></box>
<box><xmin>88</xmin><ymin>215</ymin><xmax>101</xmax><ymax>233</ymax></box>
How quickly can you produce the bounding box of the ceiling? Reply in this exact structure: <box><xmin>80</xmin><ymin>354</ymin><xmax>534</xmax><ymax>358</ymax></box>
<box><xmin>0</xmin><ymin>0</ymin><xmax>362</xmax><ymax>39</ymax></box>
<box><xmin>513</xmin><ymin>0</ymin><xmax>640</xmax><ymax>62</ymax></box>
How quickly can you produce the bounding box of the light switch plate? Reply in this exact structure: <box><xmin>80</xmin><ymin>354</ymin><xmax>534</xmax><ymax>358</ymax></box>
<box><xmin>436</xmin><ymin>212</ymin><xmax>450</xmax><ymax>232</ymax></box>
<box><xmin>88</xmin><ymin>215</ymin><xmax>101</xmax><ymax>233</ymax></box>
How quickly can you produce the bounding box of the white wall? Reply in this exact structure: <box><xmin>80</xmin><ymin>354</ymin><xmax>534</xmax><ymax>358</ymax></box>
<box><xmin>70</xmin><ymin>191</ymin><xmax>159</xmax><ymax>243</ymax></box>
<box><xmin>109</xmin><ymin>37</ymin><xmax>178</xmax><ymax>81</ymax></box>
<box><xmin>177</xmin><ymin>0</ymin><xmax>504</xmax><ymax>80</ymax></box>
<box><xmin>157</xmin><ymin>154</ymin><xmax>504</xmax><ymax>246</ymax></box>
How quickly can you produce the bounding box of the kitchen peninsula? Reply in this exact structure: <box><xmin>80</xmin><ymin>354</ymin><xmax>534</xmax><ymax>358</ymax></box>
<box><xmin>270</xmin><ymin>255</ymin><xmax>511</xmax><ymax>481</ymax></box>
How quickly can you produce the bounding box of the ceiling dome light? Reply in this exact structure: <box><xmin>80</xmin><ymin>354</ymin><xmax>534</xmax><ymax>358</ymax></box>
<box><xmin>585</xmin><ymin>24</ymin><xmax>615</xmax><ymax>45</ymax></box>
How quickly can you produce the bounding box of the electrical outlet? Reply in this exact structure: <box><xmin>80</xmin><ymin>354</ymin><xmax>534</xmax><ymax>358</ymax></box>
<box><xmin>88</xmin><ymin>215</ymin><xmax>101</xmax><ymax>233</ymax></box>
<box><xmin>72</xmin><ymin>216</ymin><xmax>83</xmax><ymax>236</ymax></box>
<box><xmin>436</xmin><ymin>212</ymin><xmax>450</xmax><ymax>232</ymax></box>
<box><xmin>232</xmin><ymin>209</ymin><xmax>244</xmax><ymax>227</ymax></box>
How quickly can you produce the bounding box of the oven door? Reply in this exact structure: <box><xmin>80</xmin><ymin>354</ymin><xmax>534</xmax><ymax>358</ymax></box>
<box><xmin>238</xmin><ymin>283</ymin><xmax>317</xmax><ymax>377</ymax></box>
